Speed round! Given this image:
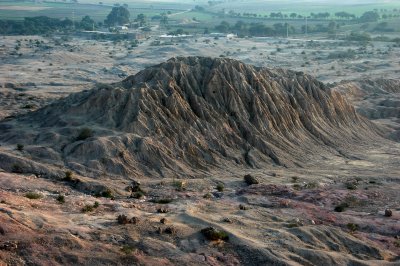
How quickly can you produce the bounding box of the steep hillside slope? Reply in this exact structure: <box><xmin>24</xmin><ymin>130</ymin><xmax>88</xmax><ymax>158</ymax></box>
<box><xmin>0</xmin><ymin>57</ymin><xmax>383</xmax><ymax>178</ymax></box>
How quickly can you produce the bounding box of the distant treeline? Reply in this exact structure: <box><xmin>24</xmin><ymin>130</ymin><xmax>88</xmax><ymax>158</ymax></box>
<box><xmin>212</xmin><ymin>20</ymin><xmax>400</xmax><ymax>44</ymax></box>
<box><xmin>219</xmin><ymin>10</ymin><xmax>399</xmax><ymax>22</ymax></box>
<box><xmin>0</xmin><ymin>15</ymin><xmax>96</xmax><ymax>35</ymax></box>
<box><xmin>213</xmin><ymin>20</ymin><xmax>339</xmax><ymax>37</ymax></box>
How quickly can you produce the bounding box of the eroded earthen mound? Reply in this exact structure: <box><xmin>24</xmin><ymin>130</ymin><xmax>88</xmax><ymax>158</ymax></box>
<box><xmin>0</xmin><ymin>57</ymin><xmax>384</xmax><ymax>178</ymax></box>
<box><xmin>333</xmin><ymin>79</ymin><xmax>400</xmax><ymax>141</ymax></box>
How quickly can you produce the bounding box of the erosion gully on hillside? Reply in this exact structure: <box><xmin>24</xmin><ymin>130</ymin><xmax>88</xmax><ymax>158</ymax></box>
<box><xmin>0</xmin><ymin>57</ymin><xmax>399</xmax><ymax>265</ymax></box>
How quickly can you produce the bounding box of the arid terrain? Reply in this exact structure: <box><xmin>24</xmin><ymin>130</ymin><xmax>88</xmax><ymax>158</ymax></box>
<box><xmin>0</xmin><ymin>145</ymin><xmax>399</xmax><ymax>265</ymax></box>
<box><xmin>0</xmin><ymin>1</ymin><xmax>400</xmax><ymax>258</ymax></box>
<box><xmin>0</xmin><ymin>33</ymin><xmax>399</xmax><ymax>266</ymax></box>
<box><xmin>1</xmin><ymin>34</ymin><xmax>399</xmax><ymax>118</ymax></box>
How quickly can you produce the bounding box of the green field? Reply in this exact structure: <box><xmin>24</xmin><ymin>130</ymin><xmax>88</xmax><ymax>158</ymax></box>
<box><xmin>172</xmin><ymin>11</ymin><xmax>214</xmax><ymax>21</ymax></box>
<box><xmin>0</xmin><ymin>1</ymin><xmax>187</xmax><ymax>21</ymax></box>
<box><xmin>2</xmin><ymin>0</ymin><xmax>399</xmax><ymax>22</ymax></box>
<box><xmin>1</xmin><ymin>0</ymin><xmax>399</xmax><ymax>37</ymax></box>
<box><xmin>206</xmin><ymin>0</ymin><xmax>400</xmax><ymax>16</ymax></box>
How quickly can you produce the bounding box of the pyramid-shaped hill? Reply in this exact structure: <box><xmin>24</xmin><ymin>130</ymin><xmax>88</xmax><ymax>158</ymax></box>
<box><xmin>0</xmin><ymin>57</ymin><xmax>384</xmax><ymax>178</ymax></box>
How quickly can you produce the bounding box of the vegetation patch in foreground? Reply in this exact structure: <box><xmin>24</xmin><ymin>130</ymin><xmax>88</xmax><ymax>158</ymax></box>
<box><xmin>25</xmin><ymin>192</ymin><xmax>42</xmax><ymax>199</ymax></box>
<box><xmin>81</xmin><ymin>201</ymin><xmax>99</xmax><ymax>213</ymax></box>
<box><xmin>201</xmin><ymin>227</ymin><xmax>229</xmax><ymax>241</ymax></box>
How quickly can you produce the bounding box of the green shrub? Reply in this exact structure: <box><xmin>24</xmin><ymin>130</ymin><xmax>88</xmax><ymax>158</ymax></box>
<box><xmin>25</xmin><ymin>192</ymin><xmax>42</xmax><ymax>199</ymax></box>
<box><xmin>11</xmin><ymin>164</ymin><xmax>23</xmax><ymax>174</ymax></box>
<box><xmin>64</xmin><ymin>171</ymin><xmax>73</xmax><ymax>181</ymax></box>
<box><xmin>22</xmin><ymin>104</ymin><xmax>34</xmax><ymax>109</ymax></box>
<box><xmin>157</xmin><ymin>207</ymin><xmax>169</xmax><ymax>213</ymax></box>
<box><xmin>151</xmin><ymin>198</ymin><xmax>173</xmax><ymax>204</ymax></box>
<box><xmin>244</xmin><ymin>174</ymin><xmax>259</xmax><ymax>185</ymax></box>
<box><xmin>82</xmin><ymin>201</ymin><xmax>99</xmax><ymax>213</ymax></box>
<box><xmin>346</xmin><ymin>182</ymin><xmax>358</xmax><ymax>190</ymax></box>
<box><xmin>304</xmin><ymin>181</ymin><xmax>319</xmax><ymax>189</ymax></box>
<box><xmin>99</xmin><ymin>188</ymin><xmax>113</xmax><ymax>199</ymax></box>
<box><xmin>117</xmin><ymin>214</ymin><xmax>129</xmax><ymax>224</ymax></box>
<box><xmin>82</xmin><ymin>205</ymin><xmax>94</xmax><ymax>213</ymax></box>
<box><xmin>239</xmin><ymin>204</ymin><xmax>248</xmax><ymax>210</ymax></box>
<box><xmin>121</xmin><ymin>245</ymin><xmax>135</xmax><ymax>255</ymax></box>
<box><xmin>216</xmin><ymin>183</ymin><xmax>224</xmax><ymax>192</ymax></box>
<box><xmin>16</xmin><ymin>144</ymin><xmax>24</xmax><ymax>151</ymax></box>
<box><xmin>76</xmin><ymin>128</ymin><xmax>93</xmax><ymax>141</ymax></box>
<box><xmin>292</xmin><ymin>183</ymin><xmax>302</xmax><ymax>190</ymax></box>
<box><xmin>223</xmin><ymin>217</ymin><xmax>233</xmax><ymax>223</ymax></box>
<box><xmin>63</xmin><ymin>171</ymin><xmax>81</xmax><ymax>184</ymax></box>
<box><xmin>203</xmin><ymin>193</ymin><xmax>213</xmax><ymax>199</ymax></box>
<box><xmin>163</xmin><ymin>226</ymin><xmax>176</xmax><ymax>235</ymax></box>
<box><xmin>347</xmin><ymin>223</ymin><xmax>359</xmax><ymax>232</ymax></box>
<box><xmin>57</xmin><ymin>194</ymin><xmax>65</xmax><ymax>204</ymax></box>
<box><xmin>334</xmin><ymin>202</ymin><xmax>349</xmax><ymax>212</ymax></box>
<box><xmin>201</xmin><ymin>227</ymin><xmax>229</xmax><ymax>241</ymax></box>
<box><xmin>384</xmin><ymin>209</ymin><xmax>393</xmax><ymax>217</ymax></box>
<box><xmin>131</xmin><ymin>191</ymin><xmax>144</xmax><ymax>199</ymax></box>
<box><xmin>173</xmin><ymin>180</ymin><xmax>186</xmax><ymax>191</ymax></box>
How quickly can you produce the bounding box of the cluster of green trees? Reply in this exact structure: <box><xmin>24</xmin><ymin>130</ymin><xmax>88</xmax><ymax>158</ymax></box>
<box><xmin>214</xmin><ymin>21</ymin><xmax>294</xmax><ymax>36</ymax></box>
<box><xmin>213</xmin><ymin>19</ymin><xmax>398</xmax><ymax>41</ymax></box>
<box><xmin>334</xmin><ymin>12</ymin><xmax>356</xmax><ymax>20</ymax></box>
<box><xmin>0</xmin><ymin>15</ymin><xmax>98</xmax><ymax>35</ymax></box>
<box><xmin>302</xmin><ymin>21</ymin><xmax>339</xmax><ymax>34</ymax></box>
<box><xmin>0</xmin><ymin>6</ymin><xmax>134</xmax><ymax>35</ymax></box>
<box><xmin>80</xmin><ymin>15</ymin><xmax>96</xmax><ymax>30</ymax></box>
<box><xmin>104</xmin><ymin>7</ymin><xmax>152</xmax><ymax>29</ymax></box>
<box><xmin>214</xmin><ymin>20</ymin><xmax>339</xmax><ymax>37</ymax></box>
<box><xmin>309</xmin><ymin>12</ymin><xmax>331</xmax><ymax>19</ymax></box>
<box><xmin>0</xmin><ymin>17</ymin><xmax>71</xmax><ymax>35</ymax></box>
<box><xmin>359</xmin><ymin>11</ymin><xmax>380</xmax><ymax>22</ymax></box>
<box><xmin>104</xmin><ymin>6</ymin><xmax>130</xmax><ymax>26</ymax></box>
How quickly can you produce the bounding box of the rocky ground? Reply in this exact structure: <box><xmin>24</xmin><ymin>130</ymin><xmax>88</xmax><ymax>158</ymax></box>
<box><xmin>0</xmin><ymin>36</ymin><xmax>399</xmax><ymax>265</ymax></box>
<box><xmin>0</xmin><ymin>142</ymin><xmax>399</xmax><ymax>265</ymax></box>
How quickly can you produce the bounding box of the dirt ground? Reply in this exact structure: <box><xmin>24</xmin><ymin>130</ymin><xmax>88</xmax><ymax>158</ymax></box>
<box><xmin>0</xmin><ymin>141</ymin><xmax>399</xmax><ymax>265</ymax></box>
<box><xmin>0</xmin><ymin>34</ymin><xmax>399</xmax><ymax>265</ymax></box>
<box><xmin>0</xmin><ymin>34</ymin><xmax>399</xmax><ymax>114</ymax></box>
